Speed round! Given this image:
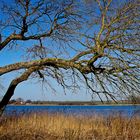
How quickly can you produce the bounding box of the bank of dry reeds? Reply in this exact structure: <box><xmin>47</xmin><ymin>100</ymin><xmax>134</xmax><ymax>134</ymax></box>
<box><xmin>0</xmin><ymin>112</ymin><xmax>140</xmax><ymax>140</ymax></box>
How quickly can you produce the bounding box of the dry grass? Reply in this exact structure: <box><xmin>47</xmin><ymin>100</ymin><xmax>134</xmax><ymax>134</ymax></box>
<box><xmin>0</xmin><ymin>112</ymin><xmax>140</xmax><ymax>140</ymax></box>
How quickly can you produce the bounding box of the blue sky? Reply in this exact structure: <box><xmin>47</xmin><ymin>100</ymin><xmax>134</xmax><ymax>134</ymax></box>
<box><xmin>0</xmin><ymin>0</ymin><xmax>136</xmax><ymax>102</ymax></box>
<box><xmin>0</xmin><ymin>0</ymin><xmax>101</xmax><ymax>101</ymax></box>
<box><xmin>0</xmin><ymin>32</ymin><xmax>93</xmax><ymax>101</ymax></box>
<box><xmin>0</xmin><ymin>47</ymin><xmax>93</xmax><ymax>101</ymax></box>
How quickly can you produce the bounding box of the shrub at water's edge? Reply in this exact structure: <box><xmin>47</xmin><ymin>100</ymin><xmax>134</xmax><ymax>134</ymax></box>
<box><xmin>0</xmin><ymin>113</ymin><xmax>140</xmax><ymax>140</ymax></box>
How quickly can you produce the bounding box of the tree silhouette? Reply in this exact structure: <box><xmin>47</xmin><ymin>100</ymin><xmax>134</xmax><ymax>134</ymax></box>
<box><xmin>0</xmin><ymin>0</ymin><xmax>139</xmax><ymax>112</ymax></box>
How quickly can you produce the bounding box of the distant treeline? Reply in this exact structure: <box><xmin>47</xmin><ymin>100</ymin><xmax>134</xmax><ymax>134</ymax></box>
<box><xmin>8</xmin><ymin>95</ymin><xmax>140</xmax><ymax>105</ymax></box>
<box><xmin>31</xmin><ymin>101</ymin><xmax>99</xmax><ymax>105</ymax></box>
<box><xmin>9</xmin><ymin>99</ymin><xmax>101</xmax><ymax>105</ymax></box>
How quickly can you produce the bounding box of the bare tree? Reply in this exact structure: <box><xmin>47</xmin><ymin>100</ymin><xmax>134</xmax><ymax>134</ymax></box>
<box><xmin>0</xmin><ymin>0</ymin><xmax>139</xmax><ymax>112</ymax></box>
<box><xmin>127</xmin><ymin>94</ymin><xmax>140</xmax><ymax>104</ymax></box>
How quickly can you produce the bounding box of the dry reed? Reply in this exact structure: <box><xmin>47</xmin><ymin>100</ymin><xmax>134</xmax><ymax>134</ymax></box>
<box><xmin>0</xmin><ymin>112</ymin><xmax>140</xmax><ymax>140</ymax></box>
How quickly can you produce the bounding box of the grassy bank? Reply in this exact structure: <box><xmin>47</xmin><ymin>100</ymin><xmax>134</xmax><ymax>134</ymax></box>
<box><xmin>0</xmin><ymin>113</ymin><xmax>140</xmax><ymax>140</ymax></box>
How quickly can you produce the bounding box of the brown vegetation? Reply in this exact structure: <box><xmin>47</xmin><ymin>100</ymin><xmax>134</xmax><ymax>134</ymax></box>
<box><xmin>0</xmin><ymin>113</ymin><xmax>140</xmax><ymax>140</ymax></box>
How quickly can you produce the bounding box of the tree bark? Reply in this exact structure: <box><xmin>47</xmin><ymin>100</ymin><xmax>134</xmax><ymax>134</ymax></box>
<box><xmin>0</xmin><ymin>67</ymin><xmax>38</xmax><ymax>115</ymax></box>
<box><xmin>0</xmin><ymin>82</ymin><xmax>17</xmax><ymax>114</ymax></box>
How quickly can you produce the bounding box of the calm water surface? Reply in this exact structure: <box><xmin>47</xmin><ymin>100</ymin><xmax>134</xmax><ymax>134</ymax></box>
<box><xmin>5</xmin><ymin>105</ymin><xmax>140</xmax><ymax>117</ymax></box>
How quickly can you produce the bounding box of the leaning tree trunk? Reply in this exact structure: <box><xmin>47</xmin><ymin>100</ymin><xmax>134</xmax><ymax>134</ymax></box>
<box><xmin>0</xmin><ymin>67</ymin><xmax>37</xmax><ymax>115</ymax></box>
<box><xmin>0</xmin><ymin>82</ymin><xmax>18</xmax><ymax>115</ymax></box>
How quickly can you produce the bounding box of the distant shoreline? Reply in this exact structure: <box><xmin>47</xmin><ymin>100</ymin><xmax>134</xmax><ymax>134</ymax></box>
<box><xmin>9</xmin><ymin>99</ymin><xmax>140</xmax><ymax>106</ymax></box>
<box><xmin>8</xmin><ymin>104</ymin><xmax>140</xmax><ymax>106</ymax></box>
